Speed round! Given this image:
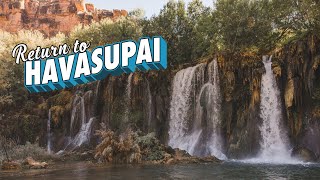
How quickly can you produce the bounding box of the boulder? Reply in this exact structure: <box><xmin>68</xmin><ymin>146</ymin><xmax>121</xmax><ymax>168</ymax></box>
<box><xmin>292</xmin><ymin>147</ymin><xmax>318</xmax><ymax>162</ymax></box>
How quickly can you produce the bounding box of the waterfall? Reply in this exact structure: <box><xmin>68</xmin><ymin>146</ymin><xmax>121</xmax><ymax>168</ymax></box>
<box><xmin>146</xmin><ymin>79</ymin><xmax>153</xmax><ymax>132</ymax></box>
<box><xmin>72</xmin><ymin>117</ymin><xmax>95</xmax><ymax>147</ymax></box>
<box><xmin>205</xmin><ymin>60</ymin><xmax>225</xmax><ymax>159</ymax></box>
<box><xmin>168</xmin><ymin>64</ymin><xmax>203</xmax><ymax>152</ymax></box>
<box><xmin>124</xmin><ymin>73</ymin><xmax>134</xmax><ymax>123</ymax></box>
<box><xmin>243</xmin><ymin>56</ymin><xmax>300</xmax><ymax>164</ymax></box>
<box><xmin>70</xmin><ymin>95</ymin><xmax>81</xmax><ymax>134</ymax></box>
<box><xmin>65</xmin><ymin>91</ymin><xmax>96</xmax><ymax>150</ymax></box>
<box><xmin>47</xmin><ymin>109</ymin><xmax>52</xmax><ymax>153</ymax></box>
<box><xmin>169</xmin><ymin>59</ymin><xmax>226</xmax><ymax>160</ymax></box>
<box><xmin>258</xmin><ymin>56</ymin><xmax>293</xmax><ymax>163</ymax></box>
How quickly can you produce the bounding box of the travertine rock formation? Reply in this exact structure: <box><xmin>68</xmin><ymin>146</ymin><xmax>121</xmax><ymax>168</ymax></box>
<box><xmin>0</xmin><ymin>0</ymin><xmax>128</xmax><ymax>36</ymax></box>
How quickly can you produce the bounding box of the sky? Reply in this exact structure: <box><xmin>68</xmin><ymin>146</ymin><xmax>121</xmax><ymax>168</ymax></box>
<box><xmin>86</xmin><ymin>0</ymin><xmax>214</xmax><ymax>18</ymax></box>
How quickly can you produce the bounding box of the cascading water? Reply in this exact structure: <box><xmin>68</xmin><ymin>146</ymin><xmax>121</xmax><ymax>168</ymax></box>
<box><xmin>47</xmin><ymin>109</ymin><xmax>52</xmax><ymax>153</ymax></box>
<box><xmin>169</xmin><ymin>59</ymin><xmax>226</xmax><ymax>160</ymax></box>
<box><xmin>169</xmin><ymin>64</ymin><xmax>203</xmax><ymax>154</ymax></box>
<box><xmin>65</xmin><ymin>91</ymin><xmax>96</xmax><ymax>150</ymax></box>
<box><xmin>72</xmin><ymin>117</ymin><xmax>95</xmax><ymax>147</ymax></box>
<box><xmin>146</xmin><ymin>79</ymin><xmax>153</xmax><ymax>132</ymax></box>
<box><xmin>70</xmin><ymin>95</ymin><xmax>81</xmax><ymax>135</ymax></box>
<box><xmin>205</xmin><ymin>60</ymin><xmax>225</xmax><ymax>159</ymax></box>
<box><xmin>124</xmin><ymin>74</ymin><xmax>134</xmax><ymax>123</ymax></box>
<box><xmin>242</xmin><ymin>56</ymin><xmax>300</xmax><ymax>164</ymax></box>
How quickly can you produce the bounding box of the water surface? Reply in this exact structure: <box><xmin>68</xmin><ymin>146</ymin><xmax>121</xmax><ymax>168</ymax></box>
<box><xmin>1</xmin><ymin>161</ymin><xmax>319</xmax><ymax>179</ymax></box>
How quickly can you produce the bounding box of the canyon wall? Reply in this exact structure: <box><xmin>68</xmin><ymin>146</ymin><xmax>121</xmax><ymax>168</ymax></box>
<box><xmin>0</xmin><ymin>0</ymin><xmax>127</xmax><ymax>36</ymax></box>
<box><xmin>33</xmin><ymin>35</ymin><xmax>320</xmax><ymax>161</ymax></box>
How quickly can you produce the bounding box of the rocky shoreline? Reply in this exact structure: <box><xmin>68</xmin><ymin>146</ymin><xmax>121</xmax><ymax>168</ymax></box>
<box><xmin>1</xmin><ymin>131</ymin><xmax>222</xmax><ymax>171</ymax></box>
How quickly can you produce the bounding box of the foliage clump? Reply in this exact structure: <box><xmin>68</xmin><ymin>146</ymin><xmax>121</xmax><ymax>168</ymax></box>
<box><xmin>0</xmin><ymin>136</ymin><xmax>56</xmax><ymax>164</ymax></box>
<box><xmin>0</xmin><ymin>30</ymin><xmax>65</xmax><ymax>142</ymax></box>
<box><xmin>67</xmin><ymin>17</ymin><xmax>142</xmax><ymax>48</ymax></box>
<box><xmin>95</xmin><ymin>125</ymin><xmax>142</xmax><ymax>164</ymax></box>
<box><xmin>136</xmin><ymin>133</ymin><xmax>166</xmax><ymax>161</ymax></box>
<box><xmin>94</xmin><ymin>123</ymin><xmax>169</xmax><ymax>163</ymax></box>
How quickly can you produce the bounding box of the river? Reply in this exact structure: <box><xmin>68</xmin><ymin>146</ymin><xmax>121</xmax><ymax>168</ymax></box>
<box><xmin>1</xmin><ymin>161</ymin><xmax>319</xmax><ymax>179</ymax></box>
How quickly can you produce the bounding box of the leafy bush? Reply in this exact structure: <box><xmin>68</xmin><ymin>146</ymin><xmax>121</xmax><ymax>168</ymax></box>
<box><xmin>136</xmin><ymin>133</ymin><xmax>165</xmax><ymax>161</ymax></box>
<box><xmin>95</xmin><ymin>127</ymin><xmax>142</xmax><ymax>164</ymax></box>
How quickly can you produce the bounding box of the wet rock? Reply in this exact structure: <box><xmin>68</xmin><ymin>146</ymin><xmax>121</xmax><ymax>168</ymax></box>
<box><xmin>200</xmin><ymin>156</ymin><xmax>222</xmax><ymax>163</ymax></box>
<box><xmin>23</xmin><ymin>157</ymin><xmax>48</xmax><ymax>169</ymax></box>
<box><xmin>284</xmin><ymin>79</ymin><xmax>294</xmax><ymax>108</ymax></box>
<box><xmin>174</xmin><ymin>148</ymin><xmax>192</xmax><ymax>159</ymax></box>
<box><xmin>292</xmin><ymin>147</ymin><xmax>317</xmax><ymax>162</ymax></box>
<box><xmin>163</xmin><ymin>148</ymin><xmax>221</xmax><ymax>164</ymax></box>
<box><xmin>165</xmin><ymin>158</ymin><xmax>175</xmax><ymax>164</ymax></box>
<box><xmin>165</xmin><ymin>146</ymin><xmax>175</xmax><ymax>155</ymax></box>
<box><xmin>298</xmin><ymin>120</ymin><xmax>320</xmax><ymax>159</ymax></box>
<box><xmin>1</xmin><ymin>161</ymin><xmax>21</xmax><ymax>170</ymax></box>
<box><xmin>170</xmin><ymin>155</ymin><xmax>221</xmax><ymax>164</ymax></box>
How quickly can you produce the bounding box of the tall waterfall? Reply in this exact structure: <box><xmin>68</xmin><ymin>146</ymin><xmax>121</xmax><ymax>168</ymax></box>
<box><xmin>169</xmin><ymin>64</ymin><xmax>203</xmax><ymax>154</ymax></box>
<box><xmin>258</xmin><ymin>56</ymin><xmax>293</xmax><ymax>163</ymax></box>
<box><xmin>169</xmin><ymin>59</ymin><xmax>226</xmax><ymax>160</ymax></box>
<box><xmin>205</xmin><ymin>60</ymin><xmax>225</xmax><ymax>159</ymax></box>
<box><xmin>244</xmin><ymin>56</ymin><xmax>299</xmax><ymax>164</ymax></box>
<box><xmin>47</xmin><ymin>109</ymin><xmax>52</xmax><ymax>153</ymax></box>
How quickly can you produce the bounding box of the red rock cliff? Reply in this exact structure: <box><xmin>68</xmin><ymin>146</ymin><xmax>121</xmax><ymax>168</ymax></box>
<box><xmin>0</xmin><ymin>0</ymin><xmax>128</xmax><ymax>36</ymax></box>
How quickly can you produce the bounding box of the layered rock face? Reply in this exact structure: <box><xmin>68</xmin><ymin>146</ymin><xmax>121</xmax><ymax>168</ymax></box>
<box><xmin>276</xmin><ymin>35</ymin><xmax>320</xmax><ymax>160</ymax></box>
<box><xmin>0</xmin><ymin>0</ymin><xmax>127</xmax><ymax>36</ymax></box>
<box><xmin>34</xmin><ymin>35</ymin><xmax>319</xmax><ymax>161</ymax></box>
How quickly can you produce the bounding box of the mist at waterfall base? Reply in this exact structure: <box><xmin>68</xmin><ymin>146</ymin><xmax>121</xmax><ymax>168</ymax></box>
<box><xmin>168</xmin><ymin>57</ymin><xmax>306</xmax><ymax>164</ymax></box>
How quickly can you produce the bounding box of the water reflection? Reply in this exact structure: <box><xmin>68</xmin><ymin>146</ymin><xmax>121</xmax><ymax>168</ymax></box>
<box><xmin>1</xmin><ymin>162</ymin><xmax>320</xmax><ymax>179</ymax></box>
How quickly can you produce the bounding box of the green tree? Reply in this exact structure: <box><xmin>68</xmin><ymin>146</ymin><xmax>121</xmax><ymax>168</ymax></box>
<box><xmin>68</xmin><ymin>17</ymin><xmax>142</xmax><ymax>48</ymax></box>
<box><xmin>187</xmin><ymin>0</ymin><xmax>214</xmax><ymax>59</ymax></box>
<box><xmin>0</xmin><ymin>30</ymin><xmax>64</xmax><ymax>142</ymax></box>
